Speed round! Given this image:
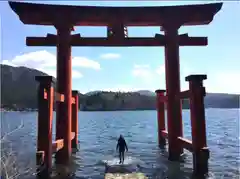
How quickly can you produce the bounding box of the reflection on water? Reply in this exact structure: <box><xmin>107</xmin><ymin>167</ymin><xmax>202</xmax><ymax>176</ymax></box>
<box><xmin>1</xmin><ymin>109</ymin><xmax>240</xmax><ymax>179</ymax></box>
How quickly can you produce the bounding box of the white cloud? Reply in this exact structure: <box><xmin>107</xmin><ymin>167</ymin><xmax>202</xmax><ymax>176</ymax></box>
<box><xmin>131</xmin><ymin>64</ymin><xmax>199</xmax><ymax>91</ymax></box>
<box><xmin>1</xmin><ymin>50</ymin><xmax>56</xmax><ymax>68</ymax></box>
<box><xmin>102</xmin><ymin>71</ymin><xmax>240</xmax><ymax>94</ymax></box>
<box><xmin>1</xmin><ymin>60</ymin><xmax>16</xmax><ymax>67</ymax></box>
<box><xmin>132</xmin><ymin>64</ymin><xmax>166</xmax><ymax>85</ymax></box>
<box><xmin>156</xmin><ymin>65</ymin><xmax>165</xmax><ymax>75</ymax></box>
<box><xmin>72</xmin><ymin>71</ymin><xmax>83</xmax><ymax>78</ymax></box>
<box><xmin>1</xmin><ymin>50</ymin><xmax>101</xmax><ymax>78</ymax></box>
<box><xmin>40</xmin><ymin>69</ymin><xmax>56</xmax><ymax>78</ymax></box>
<box><xmin>205</xmin><ymin>72</ymin><xmax>240</xmax><ymax>94</ymax></box>
<box><xmin>134</xmin><ymin>64</ymin><xmax>150</xmax><ymax>68</ymax></box>
<box><xmin>178</xmin><ymin>66</ymin><xmax>240</xmax><ymax>94</ymax></box>
<box><xmin>99</xmin><ymin>53</ymin><xmax>121</xmax><ymax>60</ymax></box>
<box><xmin>72</xmin><ymin>57</ymin><xmax>101</xmax><ymax>70</ymax></box>
<box><xmin>132</xmin><ymin>64</ymin><xmax>152</xmax><ymax>80</ymax></box>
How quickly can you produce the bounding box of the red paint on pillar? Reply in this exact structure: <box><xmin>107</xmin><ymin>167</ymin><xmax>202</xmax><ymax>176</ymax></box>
<box><xmin>163</xmin><ymin>24</ymin><xmax>183</xmax><ymax>160</ymax></box>
<box><xmin>186</xmin><ymin>75</ymin><xmax>209</xmax><ymax>175</ymax></box>
<box><xmin>155</xmin><ymin>89</ymin><xmax>166</xmax><ymax>147</ymax></box>
<box><xmin>35</xmin><ymin>76</ymin><xmax>54</xmax><ymax>175</ymax></box>
<box><xmin>55</xmin><ymin>24</ymin><xmax>72</xmax><ymax>164</ymax></box>
<box><xmin>72</xmin><ymin>90</ymin><xmax>79</xmax><ymax>149</ymax></box>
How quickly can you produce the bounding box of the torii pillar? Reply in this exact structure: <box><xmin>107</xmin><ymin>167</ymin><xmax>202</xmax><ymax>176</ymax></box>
<box><xmin>162</xmin><ymin>23</ymin><xmax>183</xmax><ymax>160</ymax></box>
<box><xmin>55</xmin><ymin>23</ymin><xmax>73</xmax><ymax>164</ymax></box>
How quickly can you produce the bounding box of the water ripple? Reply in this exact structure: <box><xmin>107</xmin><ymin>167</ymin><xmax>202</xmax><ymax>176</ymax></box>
<box><xmin>1</xmin><ymin>109</ymin><xmax>239</xmax><ymax>179</ymax></box>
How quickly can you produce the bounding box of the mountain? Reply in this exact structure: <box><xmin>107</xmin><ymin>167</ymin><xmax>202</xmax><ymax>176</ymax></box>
<box><xmin>1</xmin><ymin>64</ymin><xmax>49</xmax><ymax>110</ymax></box>
<box><xmin>84</xmin><ymin>91</ymin><xmax>102</xmax><ymax>96</ymax></box>
<box><xmin>1</xmin><ymin>64</ymin><xmax>239</xmax><ymax>111</ymax></box>
<box><xmin>136</xmin><ymin>90</ymin><xmax>155</xmax><ymax>96</ymax></box>
<box><xmin>134</xmin><ymin>90</ymin><xmax>239</xmax><ymax>108</ymax></box>
<box><xmin>204</xmin><ymin>93</ymin><xmax>239</xmax><ymax>108</ymax></box>
<box><xmin>85</xmin><ymin>90</ymin><xmax>156</xmax><ymax>96</ymax></box>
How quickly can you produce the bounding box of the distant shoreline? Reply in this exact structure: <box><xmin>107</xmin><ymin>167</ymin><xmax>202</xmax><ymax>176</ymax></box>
<box><xmin>1</xmin><ymin>64</ymin><xmax>240</xmax><ymax>114</ymax></box>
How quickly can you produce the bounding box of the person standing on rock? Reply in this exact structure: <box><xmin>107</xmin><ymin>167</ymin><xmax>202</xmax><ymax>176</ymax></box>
<box><xmin>116</xmin><ymin>134</ymin><xmax>128</xmax><ymax>164</ymax></box>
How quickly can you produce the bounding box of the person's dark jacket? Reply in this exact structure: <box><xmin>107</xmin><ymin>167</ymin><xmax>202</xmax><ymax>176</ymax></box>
<box><xmin>116</xmin><ymin>136</ymin><xmax>128</xmax><ymax>152</ymax></box>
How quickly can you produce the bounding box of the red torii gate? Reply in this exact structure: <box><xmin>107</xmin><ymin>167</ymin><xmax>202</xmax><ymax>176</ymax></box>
<box><xmin>9</xmin><ymin>1</ymin><xmax>222</xmax><ymax>177</ymax></box>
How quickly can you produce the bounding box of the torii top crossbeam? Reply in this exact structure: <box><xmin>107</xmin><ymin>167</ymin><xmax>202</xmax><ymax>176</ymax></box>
<box><xmin>8</xmin><ymin>1</ymin><xmax>223</xmax><ymax>47</ymax></box>
<box><xmin>9</xmin><ymin>1</ymin><xmax>222</xmax><ymax>27</ymax></box>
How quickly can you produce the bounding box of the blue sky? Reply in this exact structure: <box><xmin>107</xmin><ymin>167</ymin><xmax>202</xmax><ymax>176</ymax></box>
<box><xmin>1</xmin><ymin>1</ymin><xmax>240</xmax><ymax>94</ymax></box>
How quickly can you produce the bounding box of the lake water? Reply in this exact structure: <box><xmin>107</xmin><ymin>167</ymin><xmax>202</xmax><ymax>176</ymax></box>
<box><xmin>1</xmin><ymin>109</ymin><xmax>239</xmax><ymax>179</ymax></box>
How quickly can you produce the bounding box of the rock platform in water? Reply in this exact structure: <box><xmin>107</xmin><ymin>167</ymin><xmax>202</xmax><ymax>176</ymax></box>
<box><xmin>105</xmin><ymin>172</ymin><xmax>147</xmax><ymax>179</ymax></box>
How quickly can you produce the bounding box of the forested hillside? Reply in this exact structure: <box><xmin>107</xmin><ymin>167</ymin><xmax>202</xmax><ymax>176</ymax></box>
<box><xmin>1</xmin><ymin>64</ymin><xmax>239</xmax><ymax>111</ymax></box>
